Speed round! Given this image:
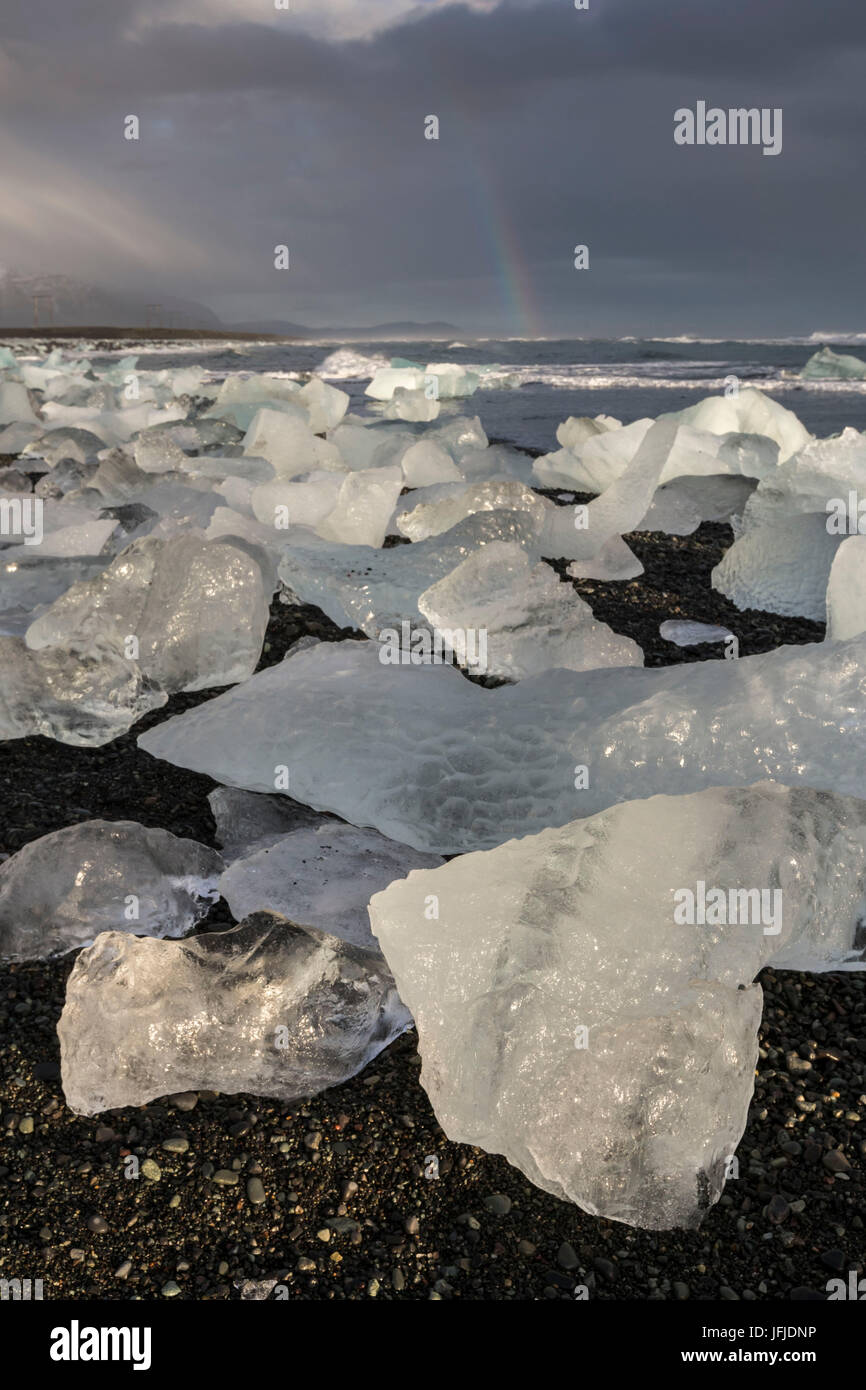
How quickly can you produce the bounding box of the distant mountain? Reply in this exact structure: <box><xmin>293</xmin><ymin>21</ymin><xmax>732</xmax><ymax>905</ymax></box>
<box><xmin>0</xmin><ymin>272</ymin><xmax>460</xmax><ymax>340</ymax></box>
<box><xmin>0</xmin><ymin>270</ymin><xmax>222</xmax><ymax>330</ymax></box>
<box><xmin>229</xmin><ymin>319</ymin><xmax>461</xmax><ymax>342</ymax></box>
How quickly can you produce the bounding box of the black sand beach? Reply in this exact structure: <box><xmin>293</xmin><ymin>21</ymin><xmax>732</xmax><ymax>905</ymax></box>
<box><xmin>1</xmin><ymin>500</ymin><xmax>861</xmax><ymax>1302</ymax></box>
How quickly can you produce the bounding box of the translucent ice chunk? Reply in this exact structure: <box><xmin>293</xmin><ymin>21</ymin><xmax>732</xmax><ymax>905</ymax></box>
<box><xmin>137</xmin><ymin>634</ymin><xmax>866</xmax><ymax>854</ymax></box>
<box><xmin>0</xmin><ymin>382</ymin><xmax>40</xmax><ymax>426</ymax></box>
<box><xmin>417</xmin><ymin>541</ymin><xmax>642</xmax><ymax>678</ymax></box>
<box><xmin>208</xmin><ymin>786</ymin><xmax>326</xmax><ymax>860</ymax></box>
<box><xmin>0</xmin><ymin>820</ymin><xmax>223</xmax><ymax>961</ymax></box>
<box><xmin>0</xmin><ymin>636</ymin><xmax>166</xmax><ymax>746</ymax></box>
<box><xmin>556</xmin><ymin>414</ymin><xmax>620</xmax><ymax>454</ymax></box>
<box><xmin>368</xmin><ymin>783</ymin><xmax>866</xmax><ymax>1229</ymax></box>
<box><xmin>825</xmin><ymin>536</ymin><xmax>866</xmax><ymax>641</ymax></box>
<box><xmin>660</xmin><ymin>620</ymin><xmax>734</xmax><ymax>647</ymax></box>
<box><xmin>180</xmin><ymin>454</ymin><xmax>274</xmax><ymax>484</ymax></box>
<box><xmin>662</xmin><ymin>388</ymin><xmax>810</xmax><ymax>465</ymax></box>
<box><xmin>26</xmin><ymin>532</ymin><xmax>274</xmax><ymax>693</ymax></box>
<box><xmin>566</xmin><ymin>534</ymin><xmax>643</xmax><ymax>581</ymax></box>
<box><xmin>219</xmin><ymin>823</ymin><xmax>442</xmax><ymax>952</ymax></box>
<box><xmin>297</xmin><ymin>377</ymin><xmax>350</xmax><ymax>433</ymax></box>
<box><xmin>712</xmin><ymin>513</ymin><xmax>842</xmax><ymax>620</ymax></box>
<box><xmin>278</xmin><ymin>509</ymin><xmax>543</xmax><ymax>635</ymax></box>
<box><xmin>23</xmin><ymin>426</ymin><xmax>105</xmax><ymax>467</ymax></box>
<box><xmin>0</xmin><ymin>421</ymin><xmax>42</xmax><ymax>454</ymax></box>
<box><xmin>30</xmin><ymin>518</ymin><xmax>118</xmax><ymax>558</ymax></box>
<box><xmin>424</xmin><ymin>363</ymin><xmax>479</xmax><ymax>399</ymax></box>
<box><xmin>58</xmin><ymin>911</ymin><xmax>412</xmax><ymax>1115</ymax></box>
<box><xmin>397</xmin><ymin>479</ymin><xmax>544</xmax><ymax>540</ymax></box>
<box><xmin>800</xmin><ymin>346</ymin><xmax>866</xmax><ymax>380</ymax></box>
<box><xmin>315</xmin><ymin>465</ymin><xmax>404</xmax><ymax>548</ymax></box>
<box><xmin>650</xmin><ymin>474</ymin><xmax>756</xmax><ymax>525</ymax></box>
<box><xmin>737</xmin><ymin>428</ymin><xmax>866</xmax><ymax>529</ymax></box>
<box><xmin>534</xmin><ymin>418</ymin><xmax>653</xmax><ymax>491</ymax></box>
<box><xmin>382</xmin><ymin>388</ymin><xmax>441</xmax><ymax>423</ymax></box>
<box><xmin>0</xmin><ymin>553</ymin><xmax>112</xmax><ymax>617</ymax></box>
<box><xmin>242</xmin><ymin>408</ymin><xmax>321</xmax><ymax>476</ymax></box>
<box><xmin>251</xmin><ymin>472</ymin><xmax>344</xmax><ymax>532</ymax></box>
<box><xmin>398</xmin><ymin>440</ymin><xmax>462</xmax><ymax>488</ymax></box>
<box><xmin>365</xmin><ymin>367</ymin><xmax>427</xmax><ymax>400</ymax></box>
<box><xmin>203</xmin><ymin>373</ymin><xmax>303</xmax><ymax>425</ymax></box>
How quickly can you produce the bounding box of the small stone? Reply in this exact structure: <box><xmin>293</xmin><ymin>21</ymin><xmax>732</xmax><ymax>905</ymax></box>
<box><xmin>304</xmin><ymin>1131</ymin><xmax>322</xmax><ymax>1151</ymax></box>
<box><xmin>719</xmin><ymin>1286</ymin><xmax>740</xmax><ymax>1300</ymax></box>
<box><xmin>484</xmin><ymin>1193</ymin><xmax>512</xmax><ymax>1215</ymax></box>
<box><xmin>86</xmin><ymin>1214</ymin><xmax>109</xmax><ymax>1234</ymax></box>
<box><xmin>404</xmin><ymin>1214</ymin><xmax>420</xmax><ymax>1235</ymax></box>
<box><xmin>316</xmin><ymin>1228</ymin><xmax>331</xmax><ymax>1243</ymax></box>
<box><xmin>766</xmin><ymin>1195</ymin><xmax>790</xmax><ymax>1224</ymax></box>
<box><xmin>170</xmin><ymin>1092</ymin><xmax>198</xmax><ymax>1111</ymax></box>
<box><xmin>161</xmin><ymin>1281</ymin><xmax>181</xmax><ymax>1298</ymax></box>
<box><xmin>18</xmin><ymin>1116</ymin><xmax>34</xmax><ymax>1134</ymax></box>
<box><xmin>823</xmin><ymin>1150</ymin><xmax>852</xmax><ymax>1173</ymax></box>
<box><xmin>392</xmin><ymin>1267</ymin><xmax>405</xmax><ymax>1291</ymax></box>
<box><xmin>367</xmin><ymin>1279</ymin><xmax>380</xmax><ymax>1297</ymax></box>
<box><xmin>247</xmin><ymin>1177</ymin><xmax>266</xmax><ymax>1205</ymax></box>
<box><xmin>820</xmin><ymin>1249</ymin><xmax>847</xmax><ymax>1271</ymax></box>
<box><xmin>673</xmin><ymin>1282</ymin><xmax>690</xmax><ymax>1300</ymax></box>
<box><xmin>169</xmin><ymin>1194</ymin><xmax>181</xmax><ymax>1209</ymax></box>
<box><xmin>517</xmin><ymin>1239</ymin><xmax>537</xmax><ymax>1256</ymax></box>
<box><xmin>161</xmin><ymin>1134</ymin><xmax>189</xmax><ymax>1154</ymax></box>
<box><xmin>140</xmin><ymin>1159</ymin><xmax>161</xmax><ymax>1182</ymax></box>
<box><xmin>297</xmin><ymin>1257</ymin><xmax>316</xmax><ymax>1272</ymax></box>
<box><xmin>557</xmin><ymin>1242</ymin><xmax>579</xmax><ymax>1270</ymax></box>
<box><xmin>114</xmin><ymin>1260</ymin><xmax>133</xmax><ymax>1280</ymax></box>
<box><xmin>211</xmin><ymin>1169</ymin><xmax>239</xmax><ymax>1186</ymax></box>
<box><xmin>786</xmin><ymin>1052</ymin><xmax>812</xmax><ymax>1073</ymax></box>
<box><xmin>95</xmin><ymin>1125</ymin><xmax>116</xmax><ymax>1143</ymax></box>
<box><xmin>328</xmin><ymin>1217</ymin><xmax>360</xmax><ymax>1235</ymax></box>
<box><xmin>593</xmin><ymin>1256</ymin><xmax>616</xmax><ymax>1282</ymax></box>
<box><xmin>341</xmin><ymin>1179</ymin><xmax>359</xmax><ymax>1201</ymax></box>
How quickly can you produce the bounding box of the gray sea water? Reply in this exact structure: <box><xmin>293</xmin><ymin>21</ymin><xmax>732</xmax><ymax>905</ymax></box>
<box><xmin>85</xmin><ymin>335</ymin><xmax>866</xmax><ymax>453</ymax></box>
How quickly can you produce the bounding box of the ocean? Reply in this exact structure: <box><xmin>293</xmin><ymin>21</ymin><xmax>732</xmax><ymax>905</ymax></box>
<box><xmin>83</xmin><ymin>335</ymin><xmax>866</xmax><ymax>453</ymax></box>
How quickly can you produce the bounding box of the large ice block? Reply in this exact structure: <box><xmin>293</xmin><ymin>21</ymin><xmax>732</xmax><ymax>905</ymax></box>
<box><xmin>368</xmin><ymin>783</ymin><xmax>866</xmax><ymax>1228</ymax></box>
<box><xmin>138</xmin><ymin>634</ymin><xmax>866</xmax><ymax>854</ymax></box>
<box><xmin>26</xmin><ymin>532</ymin><xmax>274</xmax><ymax>692</ymax></box>
<box><xmin>58</xmin><ymin>912</ymin><xmax>412</xmax><ymax>1115</ymax></box>
<box><xmin>0</xmin><ymin>820</ymin><xmax>223</xmax><ymax>961</ymax></box>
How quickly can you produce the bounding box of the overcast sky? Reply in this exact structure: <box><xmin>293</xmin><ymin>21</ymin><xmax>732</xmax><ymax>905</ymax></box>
<box><xmin>1</xmin><ymin>0</ymin><xmax>864</xmax><ymax>336</ymax></box>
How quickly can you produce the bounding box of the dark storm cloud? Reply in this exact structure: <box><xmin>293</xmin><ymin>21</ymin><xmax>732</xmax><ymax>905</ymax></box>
<box><xmin>0</xmin><ymin>0</ymin><xmax>864</xmax><ymax>334</ymax></box>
